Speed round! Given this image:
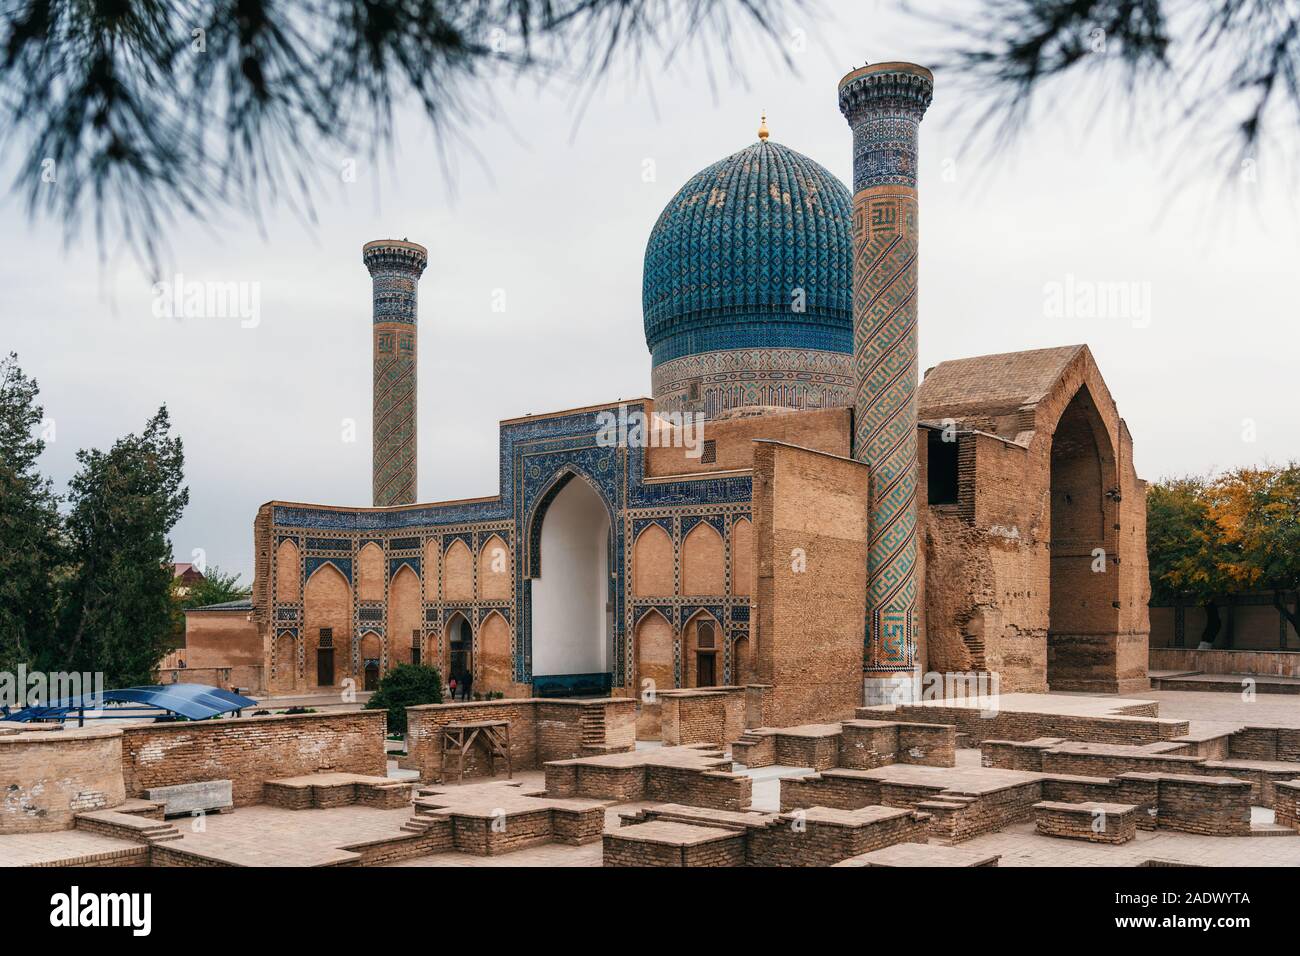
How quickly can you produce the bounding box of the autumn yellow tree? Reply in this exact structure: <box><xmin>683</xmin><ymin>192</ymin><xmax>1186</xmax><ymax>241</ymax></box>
<box><xmin>1207</xmin><ymin>464</ymin><xmax>1300</xmax><ymax>638</ymax></box>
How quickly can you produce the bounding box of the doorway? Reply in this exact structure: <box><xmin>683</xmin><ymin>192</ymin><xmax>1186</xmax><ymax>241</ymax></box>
<box><xmin>448</xmin><ymin>615</ymin><xmax>472</xmax><ymax>692</ymax></box>
<box><xmin>316</xmin><ymin>628</ymin><xmax>335</xmax><ymax>686</ymax></box>
<box><xmin>529</xmin><ymin>473</ymin><xmax>611</xmax><ymax>678</ymax></box>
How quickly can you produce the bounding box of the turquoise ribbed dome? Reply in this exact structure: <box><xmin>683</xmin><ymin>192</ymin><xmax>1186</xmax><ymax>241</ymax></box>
<box><xmin>642</xmin><ymin>138</ymin><xmax>853</xmax><ymax>365</ymax></box>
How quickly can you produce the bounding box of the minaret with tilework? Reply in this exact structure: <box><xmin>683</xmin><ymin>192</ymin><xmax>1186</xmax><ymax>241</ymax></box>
<box><xmin>838</xmin><ymin>63</ymin><xmax>934</xmax><ymax>704</ymax></box>
<box><xmin>363</xmin><ymin>239</ymin><xmax>428</xmax><ymax>507</ymax></box>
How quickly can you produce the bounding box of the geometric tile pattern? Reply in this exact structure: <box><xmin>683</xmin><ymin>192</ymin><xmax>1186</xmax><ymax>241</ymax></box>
<box><xmin>652</xmin><ymin>346</ymin><xmax>854</xmax><ymax>418</ymax></box>
<box><xmin>839</xmin><ymin>63</ymin><xmax>934</xmax><ymax>673</ymax></box>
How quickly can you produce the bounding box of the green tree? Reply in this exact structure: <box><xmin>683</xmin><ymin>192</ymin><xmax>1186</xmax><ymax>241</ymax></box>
<box><xmin>0</xmin><ymin>353</ymin><xmax>65</xmax><ymax>673</ymax></box>
<box><xmin>1146</xmin><ymin>475</ymin><xmax>1236</xmax><ymax>646</ymax></box>
<box><xmin>177</xmin><ymin>565</ymin><xmax>249</xmax><ymax>609</ymax></box>
<box><xmin>49</xmin><ymin>408</ymin><xmax>189</xmax><ymax>685</ymax></box>
<box><xmin>365</xmin><ymin>663</ymin><xmax>445</xmax><ymax>735</ymax></box>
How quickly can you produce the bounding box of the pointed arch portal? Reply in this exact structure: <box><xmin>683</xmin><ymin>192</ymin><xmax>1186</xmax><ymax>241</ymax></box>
<box><xmin>529</xmin><ymin>472</ymin><xmax>612</xmax><ymax>680</ymax></box>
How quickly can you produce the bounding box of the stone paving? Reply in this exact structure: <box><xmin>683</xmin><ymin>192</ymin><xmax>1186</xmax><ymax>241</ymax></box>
<box><xmin>163</xmin><ymin>803</ymin><xmax>418</xmax><ymax>866</ymax></box>
<box><xmin>1128</xmin><ymin>688</ymin><xmax>1300</xmax><ymax>735</ymax></box>
<box><xmin>0</xmin><ymin>829</ymin><xmax>144</xmax><ymax>866</ymax></box>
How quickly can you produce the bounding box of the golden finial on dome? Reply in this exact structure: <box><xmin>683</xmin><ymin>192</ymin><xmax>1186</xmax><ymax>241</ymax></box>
<box><xmin>758</xmin><ymin>112</ymin><xmax>769</xmax><ymax>141</ymax></box>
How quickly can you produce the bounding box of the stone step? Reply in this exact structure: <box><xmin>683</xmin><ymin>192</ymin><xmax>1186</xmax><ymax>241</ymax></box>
<box><xmin>1249</xmin><ymin>822</ymin><xmax>1296</xmax><ymax>838</ymax></box>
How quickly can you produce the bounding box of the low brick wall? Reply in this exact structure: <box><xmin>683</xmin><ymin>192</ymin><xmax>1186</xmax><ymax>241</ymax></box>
<box><xmin>452</xmin><ymin>809</ymin><xmax>556</xmax><ymax>856</ymax></box>
<box><xmin>0</xmin><ymin>727</ymin><xmax>126</xmax><ymax>833</ymax></box>
<box><xmin>1040</xmin><ymin>747</ymin><xmax>1206</xmax><ymax>779</ymax></box>
<box><xmin>659</xmin><ymin>691</ymin><xmax>729</xmax><ymax>746</ymax></box>
<box><xmin>987</xmin><ymin>737</ymin><xmax>1300</xmax><ymax>806</ymax></box>
<box><xmin>1034</xmin><ymin>801</ymin><xmax>1137</xmax><ymax>844</ymax></box>
<box><xmin>405</xmin><ymin>698</ymin><xmax>635</xmax><ymax>781</ymax></box>
<box><xmin>775</xmin><ymin>729</ymin><xmax>841</xmax><ymax>770</ymax></box>
<box><xmin>263</xmin><ymin>775</ymin><xmax>412</xmax><ymax>810</ymax></box>
<box><xmin>883</xmin><ymin>704</ymin><xmax>1188</xmax><ymax>745</ymax></box>
<box><xmin>731</xmin><ymin>733</ymin><xmax>776</xmax><ymax>768</ymax></box>
<box><xmin>1154</xmin><ymin>775</ymin><xmax>1252</xmax><ymax>836</ymax></box>
<box><xmin>1227</xmin><ymin>726</ymin><xmax>1300</xmax><ymax>762</ymax></box>
<box><xmin>1150</xmin><ymin>647</ymin><xmax>1300</xmax><ymax>678</ymax></box>
<box><xmin>780</xmin><ymin>770</ymin><xmax>1040</xmax><ymax>844</ymax></box>
<box><xmin>121</xmin><ymin>711</ymin><xmax>386</xmax><ymax>807</ymax></box>
<box><xmin>656</xmin><ymin>685</ymin><xmax>771</xmax><ymax>746</ymax></box>
<box><xmin>981</xmin><ymin>739</ymin><xmax>1062</xmax><ymax>772</ymax></box>
<box><xmin>746</xmin><ymin>808</ymin><xmax>930</xmax><ymax>866</ymax></box>
<box><xmin>644</xmin><ymin>766</ymin><xmax>753</xmax><ymax>811</ymax></box>
<box><xmin>1274</xmin><ymin>780</ymin><xmax>1300</xmax><ymax>830</ymax></box>
<box><xmin>918</xmin><ymin>782</ymin><xmax>1042</xmax><ymax>844</ymax></box>
<box><xmin>781</xmin><ymin>771</ymin><xmax>882</xmax><ymax>811</ymax></box>
<box><xmin>897</xmin><ymin>723</ymin><xmax>958</xmax><ymax>766</ymax></box>
<box><xmin>1041</xmin><ymin>771</ymin><xmax>1251</xmax><ymax>835</ymax></box>
<box><xmin>603</xmin><ymin>823</ymin><xmax>747</xmax><ymax>867</ymax></box>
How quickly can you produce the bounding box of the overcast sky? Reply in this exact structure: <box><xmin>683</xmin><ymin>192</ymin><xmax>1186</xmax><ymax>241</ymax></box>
<box><xmin>3</xmin><ymin>2</ymin><xmax>1295</xmax><ymax>583</ymax></box>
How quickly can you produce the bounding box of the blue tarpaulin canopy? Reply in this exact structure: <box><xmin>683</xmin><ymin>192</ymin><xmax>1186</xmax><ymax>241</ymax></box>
<box><xmin>2</xmin><ymin>683</ymin><xmax>257</xmax><ymax>722</ymax></box>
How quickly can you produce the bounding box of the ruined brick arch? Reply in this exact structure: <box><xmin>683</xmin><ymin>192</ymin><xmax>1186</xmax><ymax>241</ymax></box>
<box><xmin>730</xmin><ymin>518</ymin><xmax>753</xmax><ymax>597</ymax></box>
<box><xmin>303</xmin><ymin>562</ymin><xmax>351</xmax><ymax>689</ymax></box>
<box><xmin>1047</xmin><ymin>382</ymin><xmax>1121</xmax><ymax>690</ymax></box>
<box><xmin>478</xmin><ymin>534</ymin><xmax>512</xmax><ymax>601</ymax></box>
<box><xmin>272</xmin><ymin>630</ymin><xmax>297</xmax><ymax>693</ymax></box>
<box><xmin>681</xmin><ymin>521</ymin><xmax>724</xmax><ymax>596</ymax></box>
<box><xmin>632</xmin><ymin>523</ymin><xmax>674</xmax><ymax>597</ymax></box>
<box><xmin>357</xmin><ymin>542</ymin><xmax>385</xmax><ymax>602</ymax></box>
<box><xmin>634</xmin><ymin>608</ymin><xmax>675</xmax><ymax>695</ymax></box>
<box><xmin>444</xmin><ymin>539</ymin><xmax>473</xmax><ymax>602</ymax></box>
<box><xmin>387</xmin><ymin>563</ymin><xmax>421</xmax><ymax>670</ymax></box>
<box><xmin>682</xmin><ymin>609</ymin><xmax>722</xmax><ymax>688</ymax></box>
<box><xmin>275</xmin><ymin>538</ymin><xmax>300</xmax><ymax>603</ymax></box>
<box><xmin>478</xmin><ymin>610</ymin><xmax>512</xmax><ymax>695</ymax></box>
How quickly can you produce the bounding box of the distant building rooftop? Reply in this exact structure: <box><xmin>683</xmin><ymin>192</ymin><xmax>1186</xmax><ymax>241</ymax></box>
<box><xmin>188</xmin><ymin>598</ymin><xmax>253</xmax><ymax>612</ymax></box>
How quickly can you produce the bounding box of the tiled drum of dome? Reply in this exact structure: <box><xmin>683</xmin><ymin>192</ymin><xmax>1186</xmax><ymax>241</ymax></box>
<box><xmin>838</xmin><ymin>63</ymin><xmax>934</xmax><ymax>686</ymax></box>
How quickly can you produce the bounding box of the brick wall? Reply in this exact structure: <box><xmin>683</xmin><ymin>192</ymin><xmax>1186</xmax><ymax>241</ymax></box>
<box><xmin>644</xmin><ymin>766</ymin><xmax>753</xmax><ymax>811</ymax></box>
<box><xmin>746</xmin><ymin>810</ymin><xmax>929</xmax><ymax>866</ymax></box>
<box><xmin>1154</xmin><ymin>775</ymin><xmax>1252</xmax><ymax>836</ymax></box>
<box><xmin>405</xmin><ymin>698</ymin><xmax>635</xmax><ymax>781</ymax></box>
<box><xmin>0</xmin><ymin>728</ymin><xmax>125</xmax><ymax>833</ymax></box>
<box><xmin>1274</xmin><ymin>781</ymin><xmax>1300</xmax><ymax>830</ymax></box>
<box><xmin>121</xmin><ymin>710</ymin><xmax>386</xmax><ymax>807</ymax></box>
<box><xmin>886</xmin><ymin>704</ymin><xmax>1188</xmax><ymax>745</ymax></box>
<box><xmin>897</xmin><ymin>723</ymin><xmax>957</xmax><ymax>766</ymax></box>
<box><xmin>1228</xmin><ymin>726</ymin><xmax>1300</xmax><ymax>762</ymax></box>
<box><xmin>752</xmin><ymin>440</ymin><xmax>869</xmax><ymax>727</ymax></box>
<box><xmin>660</xmin><ymin>691</ymin><xmax>727</xmax><ymax>746</ymax></box>
<box><xmin>1034</xmin><ymin>802</ymin><xmax>1137</xmax><ymax>844</ymax></box>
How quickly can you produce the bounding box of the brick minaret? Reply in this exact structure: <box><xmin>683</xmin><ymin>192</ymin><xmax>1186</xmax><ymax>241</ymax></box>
<box><xmin>362</xmin><ymin>239</ymin><xmax>428</xmax><ymax>507</ymax></box>
<box><xmin>838</xmin><ymin>63</ymin><xmax>934</xmax><ymax>704</ymax></box>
